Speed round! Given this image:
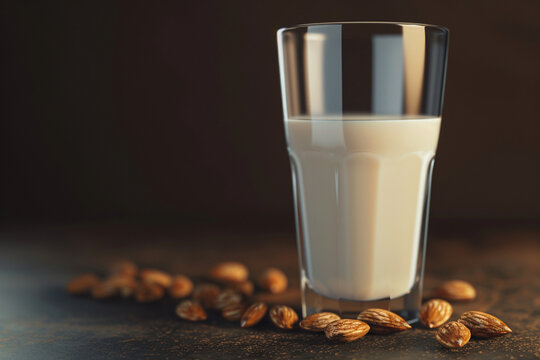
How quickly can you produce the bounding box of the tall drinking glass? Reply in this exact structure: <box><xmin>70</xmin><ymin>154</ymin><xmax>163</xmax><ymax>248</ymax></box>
<box><xmin>277</xmin><ymin>22</ymin><xmax>449</xmax><ymax>322</ymax></box>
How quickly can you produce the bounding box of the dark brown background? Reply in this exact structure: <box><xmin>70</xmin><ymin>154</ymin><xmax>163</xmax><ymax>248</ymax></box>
<box><xmin>1</xmin><ymin>3</ymin><xmax>539</xmax><ymax>359</ymax></box>
<box><xmin>1</xmin><ymin>0</ymin><xmax>540</xmax><ymax>227</ymax></box>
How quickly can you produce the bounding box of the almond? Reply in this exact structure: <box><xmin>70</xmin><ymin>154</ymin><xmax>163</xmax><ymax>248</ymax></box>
<box><xmin>105</xmin><ymin>275</ymin><xmax>138</xmax><ymax>298</ymax></box>
<box><xmin>168</xmin><ymin>275</ymin><xmax>194</xmax><ymax>299</ymax></box>
<box><xmin>134</xmin><ymin>282</ymin><xmax>164</xmax><ymax>302</ymax></box>
<box><xmin>325</xmin><ymin>319</ymin><xmax>370</xmax><ymax>342</ymax></box>
<box><xmin>458</xmin><ymin>311</ymin><xmax>512</xmax><ymax>338</ymax></box>
<box><xmin>222</xmin><ymin>303</ymin><xmax>246</xmax><ymax>321</ymax></box>
<box><xmin>435</xmin><ymin>280</ymin><xmax>476</xmax><ymax>301</ymax></box>
<box><xmin>240</xmin><ymin>302</ymin><xmax>267</xmax><ymax>328</ymax></box>
<box><xmin>226</xmin><ymin>280</ymin><xmax>254</xmax><ymax>297</ymax></box>
<box><xmin>299</xmin><ymin>312</ymin><xmax>341</xmax><ymax>332</ymax></box>
<box><xmin>176</xmin><ymin>300</ymin><xmax>207</xmax><ymax>322</ymax></box>
<box><xmin>91</xmin><ymin>276</ymin><xmax>138</xmax><ymax>299</ymax></box>
<box><xmin>139</xmin><ymin>268</ymin><xmax>172</xmax><ymax>288</ymax></box>
<box><xmin>436</xmin><ymin>321</ymin><xmax>471</xmax><ymax>348</ymax></box>
<box><xmin>214</xmin><ymin>289</ymin><xmax>244</xmax><ymax>310</ymax></box>
<box><xmin>91</xmin><ymin>281</ymin><xmax>117</xmax><ymax>299</ymax></box>
<box><xmin>209</xmin><ymin>262</ymin><xmax>249</xmax><ymax>283</ymax></box>
<box><xmin>192</xmin><ymin>283</ymin><xmax>221</xmax><ymax>309</ymax></box>
<box><xmin>109</xmin><ymin>260</ymin><xmax>138</xmax><ymax>278</ymax></box>
<box><xmin>67</xmin><ymin>273</ymin><xmax>100</xmax><ymax>295</ymax></box>
<box><xmin>258</xmin><ymin>268</ymin><xmax>288</xmax><ymax>294</ymax></box>
<box><xmin>357</xmin><ymin>308</ymin><xmax>411</xmax><ymax>334</ymax></box>
<box><xmin>269</xmin><ymin>305</ymin><xmax>299</xmax><ymax>330</ymax></box>
<box><xmin>420</xmin><ymin>299</ymin><xmax>453</xmax><ymax>328</ymax></box>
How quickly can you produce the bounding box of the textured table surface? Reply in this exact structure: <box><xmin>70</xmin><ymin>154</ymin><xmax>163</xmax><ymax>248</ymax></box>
<box><xmin>0</xmin><ymin>224</ymin><xmax>539</xmax><ymax>359</ymax></box>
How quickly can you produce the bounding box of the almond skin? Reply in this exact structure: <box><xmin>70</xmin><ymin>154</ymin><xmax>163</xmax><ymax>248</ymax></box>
<box><xmin>325</xmin><ymin>319</ymin><xmax>370</xmax><ymax>342</ymax></box>
<box><xmin>240</xmin><ymin>302</ymin><xmax>268</xmax><ymax>328</ymax></box>
<box><xmin>214</xmin><ymin>289</ymin><xmax>244</xmax><ymax>310</ymax></box>
<box><xmin>222</xmin><ymin>303</ymin><xmax>246</xmax><ymax>321</ymax></box>
<box><xmin>226</xmin><ymin>280</ymin><xmax>254</xmax><ymax>297</ymax></box>
<box><xmin>109</xmin><ymin>260</ymin><xmax>138</xmax><ymax>278</ymax></box>
<box><xmin>192</xmin><ymin>283</ymin><xmax>221</xmax><ymax>309</ymax></box>
<box><xmin>435</xmin><ymin>280</ymin><xmax>476</xmax><ymax>301</ymax></box>
<box><xmin>258</xmin><ymin>268</ymin><xmax>288</xmax><ymax>294</ymax></box>
<box><xmin>269</xmin><ymin>305</ymin><xmax>299</xmax><ymax>330</ymax></box>
<box><xmin>139</xmin><ymin>269</ymin><xmax>172</xmax><ymax>288</ymax></box>
<box><xmin>458</xmin><ymin>311</ymin><xmax>512</xmax><ymax>338</ymax></box>
<box><xmin>91</xmin><ymin>276</ymin><xmax>139</xmax><ymax>299</ymax></box>
<box><xmin>168</xmin><ymin>275</ymin><xmax>194</xmax><ymax>299</ymax></box>
<box><xmin>176</xmin><ymin>300</ymin><xmax>207</xmax><ymax>322</ymax></box>
<box><xmin>134</xmin><ymin>282</ymin><xmax>164</xmax><ymax>302</ymax></box>
<box><xmin>104</xmin><ymin>275</ymin><xmax>138</xmax><ymax>299</ymax></box>
<box><xmin>209</xmin><ymin>262</ymin><xmax>249</xmax><ymax>283</ymax></box>
<box><xmin>299</xmin><ymin>312</ymin><xmax>341</xmax><ymax>332</ymax></box>
<box><xmin>420</xmin><ymin>299</ymin><xmax>453</xmax><ymax>328</ymax></box>
<box><xmin>357</xmin><ymin>308</ymin><xmax>411</xmax><ymax>334</ymax></box>
<box><xmin>67</xmin><ymin>273</ymin><xmax>100</xmax><ymax>295</ymax></box>
<box><xmin>436</xmin><ymin>321</ymin><xmax>471</xmax><ymax>348</ymax></box>
<box><xmin>91</xmin><ymin>281</ymin><xmax>117</xmax><ymax>299</ymax></box>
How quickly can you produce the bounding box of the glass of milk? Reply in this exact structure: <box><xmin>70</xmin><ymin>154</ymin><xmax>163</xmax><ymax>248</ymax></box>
<box><xmin>277</xmin><ymin>22</ymin><xmax>449</xmax><ymax>323</ymax></box>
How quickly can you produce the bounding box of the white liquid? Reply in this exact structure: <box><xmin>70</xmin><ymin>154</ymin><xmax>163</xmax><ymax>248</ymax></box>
<box><xmin>286</xmin><ymin>115</ymin><xmax>441</xmax><ymax>301</ymax></box>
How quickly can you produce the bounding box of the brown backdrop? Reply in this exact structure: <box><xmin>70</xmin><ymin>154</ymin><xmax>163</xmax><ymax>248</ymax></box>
<box><xmin>1</xmin><ymin>0</ymin><xmax>539</xmax><ymax>227</ymax></box>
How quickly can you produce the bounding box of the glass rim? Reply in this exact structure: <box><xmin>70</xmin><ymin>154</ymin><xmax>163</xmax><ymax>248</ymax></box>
<box><xmin>278</xmin><ymin>21</ymin><xmax>449</xmax><ymax>34</ymax></box>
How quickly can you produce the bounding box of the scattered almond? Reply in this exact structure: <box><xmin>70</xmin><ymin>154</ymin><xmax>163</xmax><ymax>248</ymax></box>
<box><xmin>258</xmin><ymin>268</ymin><xmax>287</xmax><ymax>294</ymax></box>
<box><xmin>176</xmin><ymin>300</ymin><xmax>207</xmax><ymax>322</ymax></box>
<box><xmin>168</xmin><ymin>275</ymin><xmax>194</xmax><ymax>299</ymax></box>
<box><xmin>109</xmin><ymin>260</ymin><xmax>138</xmax><ymax>278</ymax></box>
<box><xmin>139</xmin><ymin>268</ymin><xmax>172</xmax><ymax>288</ymax></box>
<box><xmin>227</xmin><ymin>280</ymin><xmax>254</xmax><ymax>297</ymax></box>
<box><xmin>214</xmin><ymin>289</ymin><xmax>244</xmax><ymax>310</ymax></box>
<box><xmin>192</xmin><ymin>283</ymin><xmax>221</xmax><ymax>309</ymax></box>
<box><xmin>105</xmin><ymin>275</ymin><xmax>138</xmax><ymax>298</ymax></box>
<box><xmin>91</xmin><ymin>281</ymin><xmax>117</xmax><ymax>299</ymax></box>
<box><xmin>67</xmin><ymin>273</ymin><xmax>100</xmax><ymax>295</ymax></box>
<box><xmin>299</xmin><ymin>312</ymin><xmax>341</xmax><ymax>332</ymax></box>
<box><xmin>240</xmin><ymin>302</ymin><xmax>268</xmax><ymax>328</ymax></box>
<box><xmin>269</xmin><ymin>305</ymin><xmax>299</xmax><ymax>330</ymax></box>
<box><xmin>420</xmin><ymin>299</ymin><xmax>453</xmax><ymax>328</ymax></box>
<box><xmin>134</xmin><ymin>282</ymin><xmax>164</xmax><ymax>303</ymax></box>
<box><xmin>357</xmin><ymin>308</ymin><xmax>411</xmax><ymax>334</ymax></box>
<box><xmin>325</xmin><ymin>319</ymin><xmax>370</xmax><ymax>342</ymax></box>
<box><xmin>458</xmin><ymin>311</ymin><xmax>512</xmax><ymax>338</ymax></box>
<box><xmin>435</xmin><ymin>280</ymin><xmax>476</xmax><ymax>301</ymax></box>
<box><xmin>210</xmin><ymin>262</ymin><xmax>249</xmax><ymax>283</ymax></box>
<box><xmin>436</xmin><ymin>321</ymin><xmax>471</xmax><ymax>348</ymax></box>
<box><xmin>222</xmin><ymin>303</ymin><xmax>246</xmax><ymax>321</ymax></box>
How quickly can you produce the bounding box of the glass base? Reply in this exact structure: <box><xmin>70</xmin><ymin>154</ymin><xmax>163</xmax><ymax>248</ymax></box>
<box><xmin>301</xmin><ymin>278</ymin><xmax>422</xmax><ymax>324</ymax></box>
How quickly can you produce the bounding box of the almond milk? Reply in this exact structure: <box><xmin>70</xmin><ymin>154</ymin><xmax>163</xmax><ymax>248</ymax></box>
<box><xmin>286</xmin><ymin>115</ymin><xmax>441</xmax><ymax>301</ymax></box>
